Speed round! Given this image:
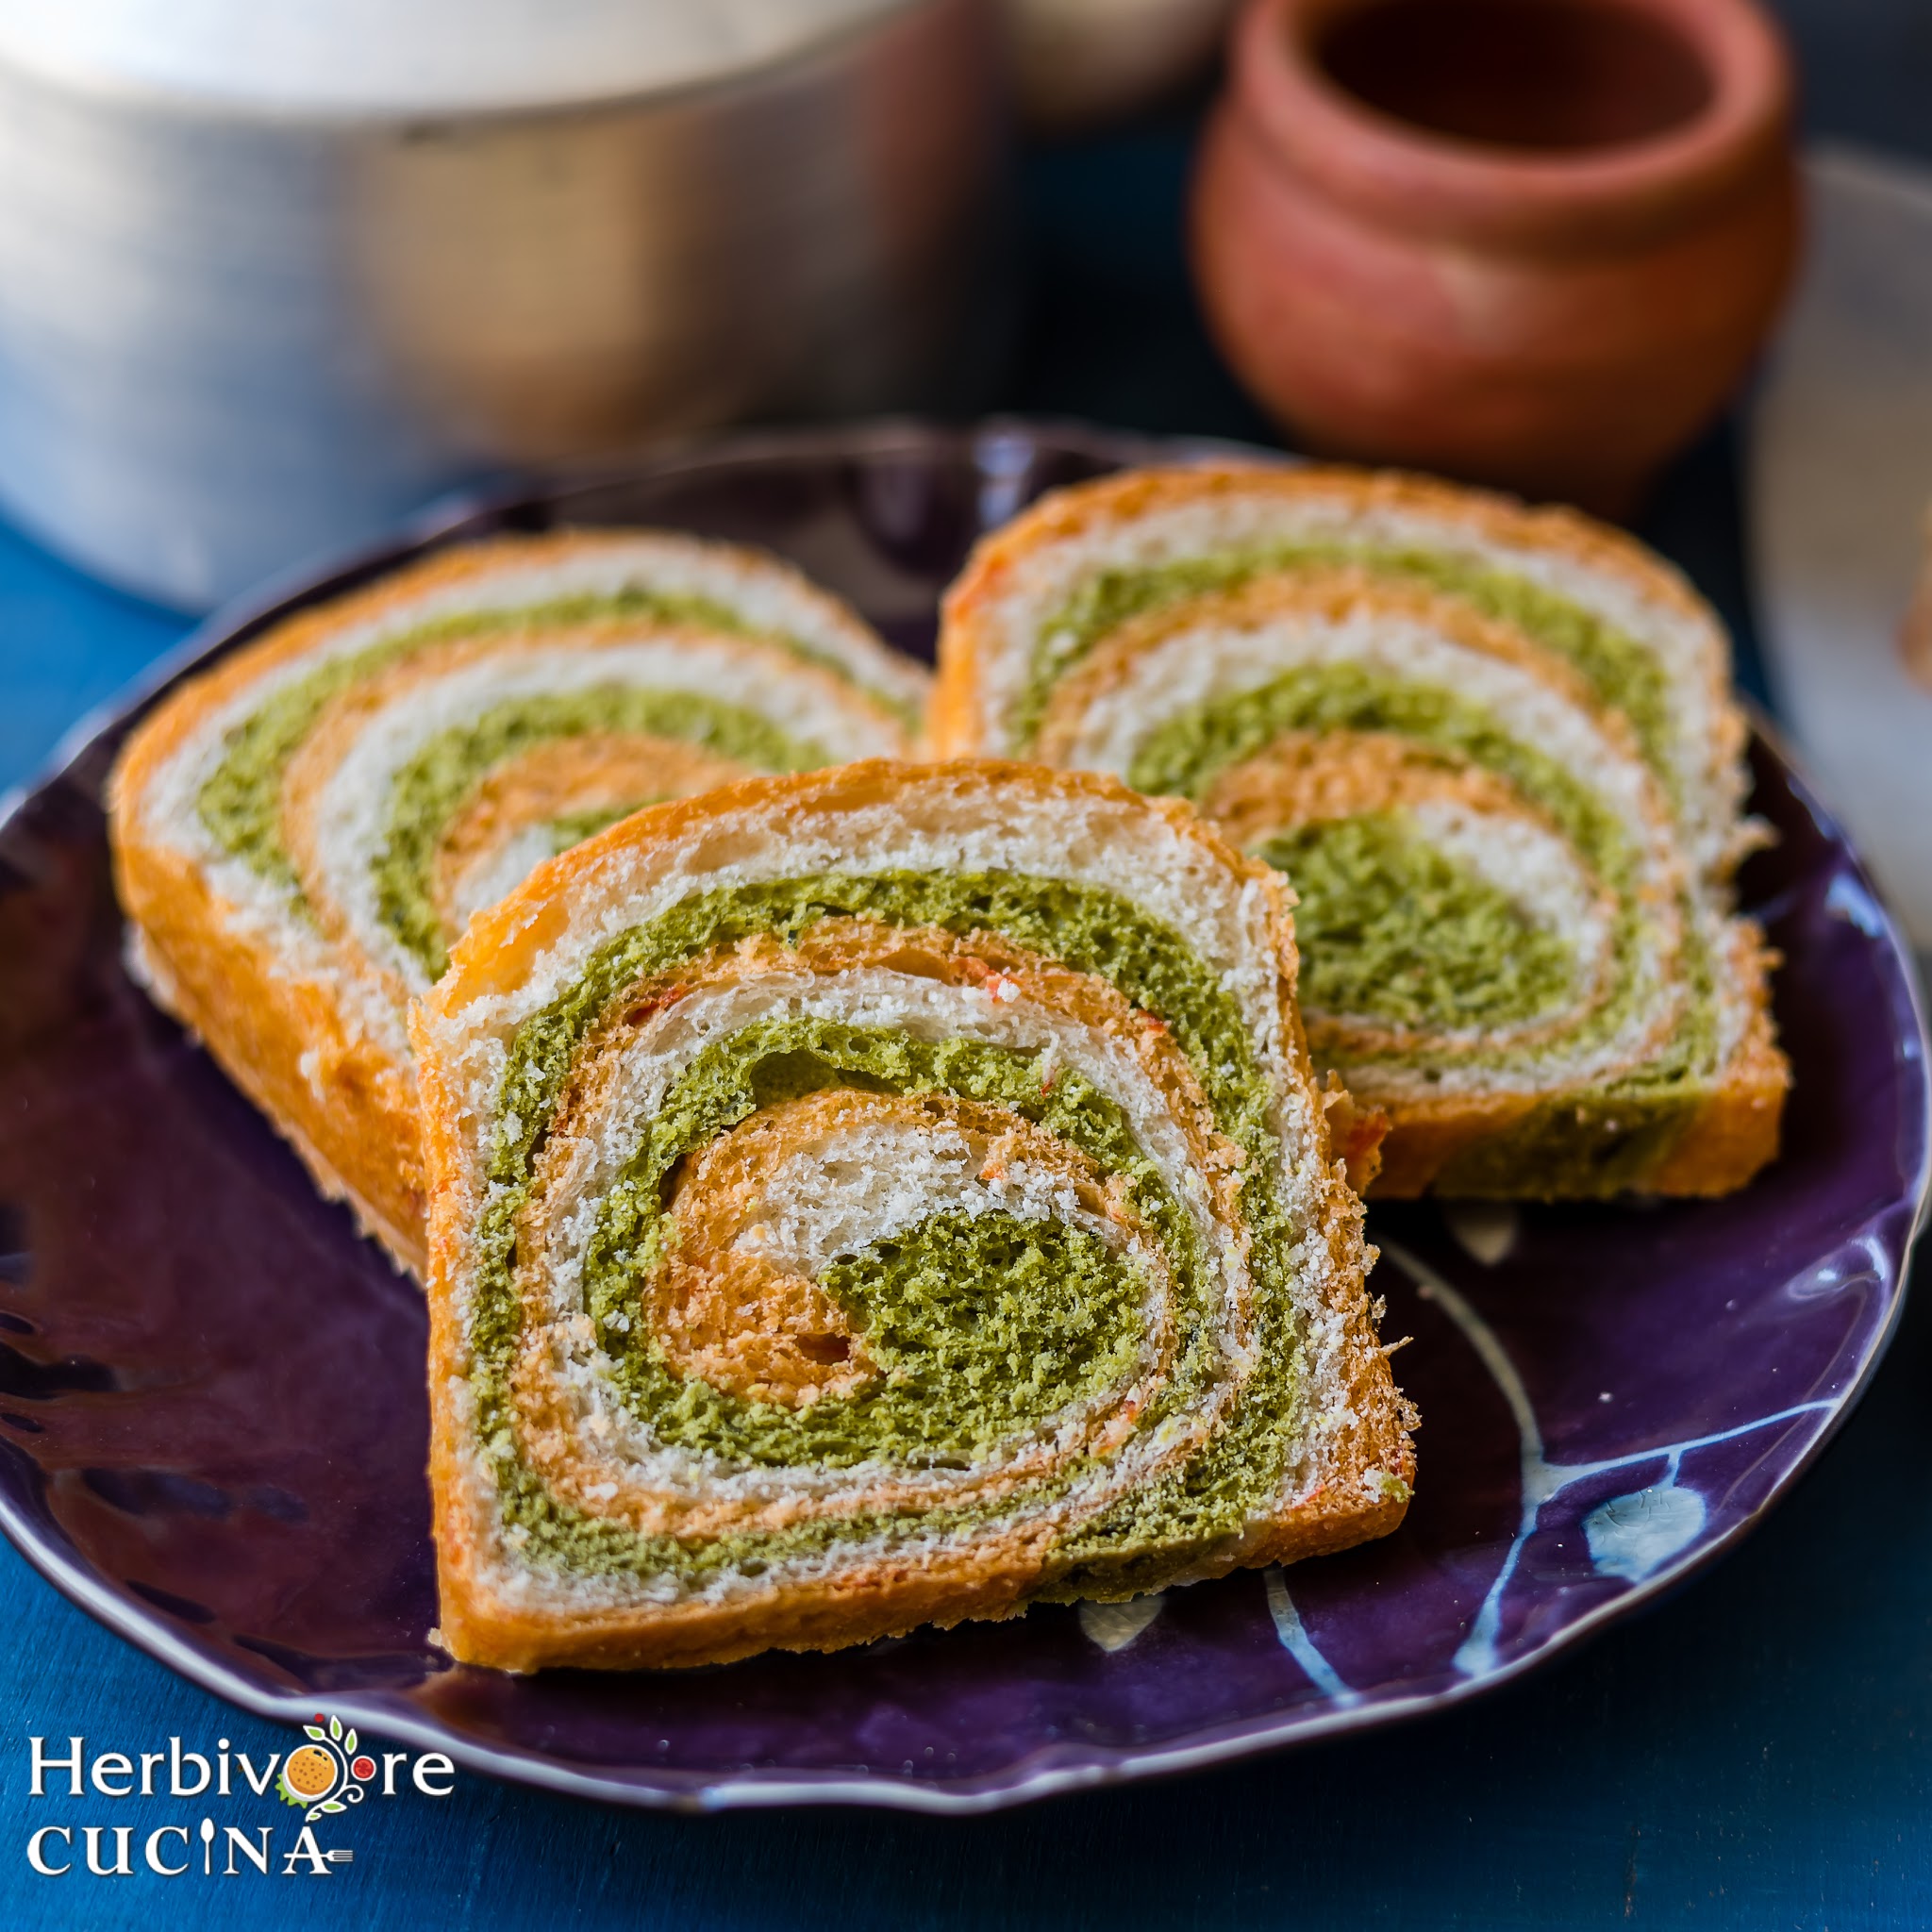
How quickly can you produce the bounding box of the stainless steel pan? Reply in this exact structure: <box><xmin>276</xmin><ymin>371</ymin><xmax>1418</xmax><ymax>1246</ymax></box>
<box><xmin>0</xmin><ymin>0</ymin><xmax>1008</xmax><ymax>606</ymax></box>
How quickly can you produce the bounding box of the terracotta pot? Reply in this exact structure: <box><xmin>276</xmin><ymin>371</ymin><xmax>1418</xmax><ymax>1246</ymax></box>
<box><xmin>1190</xmin><ymin>0</ymin><xmax>1800</xmax><ymax>515</ymax></box>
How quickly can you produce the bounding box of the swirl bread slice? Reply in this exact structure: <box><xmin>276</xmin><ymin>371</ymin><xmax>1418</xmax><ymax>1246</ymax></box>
<box><xmin>109</xmin><ymin>531</ymin><xmax>929</xmax><ymax>1275</ymax></box>
<box><xmin>934</xmin><ymin>466</ymin><xmax>1787</xmax><ymax>1198</ymax></box>
<box><xmin>409</xmin><ymin>759</ymin><xmax>1414</xmax><ymax>1672</ymax></box>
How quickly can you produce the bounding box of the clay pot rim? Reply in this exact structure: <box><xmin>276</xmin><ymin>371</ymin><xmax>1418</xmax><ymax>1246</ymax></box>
<box><xmin>1231</xmin><ymin>0</ymin><xmax>1793</xmax><ymax>250</ymax></box>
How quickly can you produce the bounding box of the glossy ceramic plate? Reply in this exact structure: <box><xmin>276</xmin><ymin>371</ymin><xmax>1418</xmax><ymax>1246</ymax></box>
<box><xmin>0</xmin><ymin>423</ymin><xmax>1925</xmax><ymax>1814</ymax></box>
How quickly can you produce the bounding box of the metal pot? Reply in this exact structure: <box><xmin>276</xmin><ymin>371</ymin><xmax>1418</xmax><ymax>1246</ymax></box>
<box><xmin>0</xmin><ymin>0</ymin><xmax>1009</xmax><ymax>608</ymax></box>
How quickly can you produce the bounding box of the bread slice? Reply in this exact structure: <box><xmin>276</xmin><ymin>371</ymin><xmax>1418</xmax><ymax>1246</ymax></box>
<box><xmin>409</xmin><ymin>759</ymin><xmax>1415</xmax><ymax>1672</ymax></box>
<box><xmin>109</xmin><ymin>530</ymin><xmax>930</xmax><ymax>1275</ymax></box>
<box><xmin>935</xmin><ymin>466</ymin><xmax>1787</xmax><ymax>1199</ymax></box>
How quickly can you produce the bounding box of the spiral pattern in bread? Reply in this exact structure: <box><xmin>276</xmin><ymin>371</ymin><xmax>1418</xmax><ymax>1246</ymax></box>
<box><xmin>935</xmin><ymin>466</ymin><xmax>1787</xmax><ymax>1198</ymax></box>
<box><xmin>110</xmin><ymin>531</ymin><xmax>929</xmax><ymax>1272</ymax></box>
<box><xmin>410</xmin><ymin>761</ymin><xmax>1414</xmax><ymax>1671</ymax></box>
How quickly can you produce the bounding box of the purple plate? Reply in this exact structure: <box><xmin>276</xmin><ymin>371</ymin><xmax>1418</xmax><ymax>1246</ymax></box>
<box><xmin>0</xmin><ymin>422</ymin><xmax>1925</xmax><ymax>1814</ymax></box>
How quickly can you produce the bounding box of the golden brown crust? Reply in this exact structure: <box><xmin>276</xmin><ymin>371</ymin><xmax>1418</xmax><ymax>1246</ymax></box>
<box><xmin>438</xmin><ymin>1539</ymin><xmax>1058</xmax><ymax>1674</ymax></box>
<box><xmin>109</xmin><ymin>817</ymin><xmax>428</xmax><ymax>1273</ymax></box>
<box><xmin>1367</xmin><ymin>1095</ymin><xmax>1540</xmax><ymax>1200</ymax></box>
<box><xmin>96</xmin><ymin>582</ymin><xmax>464</xmax><ymax>1274</ymax></box>
<box><xmin>1366</xmin><ymin>1074</ymin><xmax>1785</xmax><ymax>1200</ymax></box>
<box><xmin>413</xmin><ymin>758</ymin><xmax>1415</xmax><ymax>1672</ymax></box>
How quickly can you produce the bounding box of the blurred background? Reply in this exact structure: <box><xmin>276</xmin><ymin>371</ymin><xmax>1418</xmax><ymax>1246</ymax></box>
<box><xmin>0</xmin><ymin>0</ymin><xmax>1858</xmax><ymax>602</ymax></box>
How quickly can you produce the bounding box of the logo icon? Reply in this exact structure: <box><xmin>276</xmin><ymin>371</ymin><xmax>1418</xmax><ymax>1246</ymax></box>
<box><xmin>275</xmin><ymin>1715</ymin><xmax>375</xmax><ymax>1823</ymax></box>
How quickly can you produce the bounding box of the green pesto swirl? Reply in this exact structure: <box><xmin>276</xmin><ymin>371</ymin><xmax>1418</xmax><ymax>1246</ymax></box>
<box><xmin>373</xmin><ymin>688</ymin><xmax>826</xmax><ymax>979</ymax></box>
<box><xmin>1258</xmin><ymin>813</ymin><xmax>1577</xmax><ymax>1031</ymax></box>
<box><xmin>471</xmin><ymin>872</ymin><xmax>1319</xmax><ymax>1587</ymax></box>
<box><xmin>1136</xmin><ymin>662</ymin><xmax>1718</xmax><ymax>1191</ymax></box>
<box><xmin>195</xmin><ymin>586</ymin><xmax>911</xmax><ymax>899</ymax></box>
<box><xmin>1017</xmin><ymin>541</ymin><xmax>1675</xmax><ymax>808</ymax></box>
<box><xmin>586</xmin><ymin>1021</ymin><xmax>1190</xmax><ymax>1471</ymax></box>
<box><xmin>1128</xmin><ymin>660</ymin><xmax>1656</xmax><ymax>1080</ymax></box>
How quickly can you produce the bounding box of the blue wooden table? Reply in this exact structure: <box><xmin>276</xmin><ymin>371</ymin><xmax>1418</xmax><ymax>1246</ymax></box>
<box><xmin>5</xmin><ymin>7</ymin><xmax>1930</xmax><ymax>1922</ymax></box>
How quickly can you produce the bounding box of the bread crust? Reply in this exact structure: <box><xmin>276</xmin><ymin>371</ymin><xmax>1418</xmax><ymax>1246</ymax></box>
<box><xmin>111</xmin><ymin>796</ymin><xmax>429</xmax><ymax>1274</ymax></box>
<box><xmin>413</xmin><ymin>758</ymin><xmax>1415</xmax><ymax>1672</ymax></box>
